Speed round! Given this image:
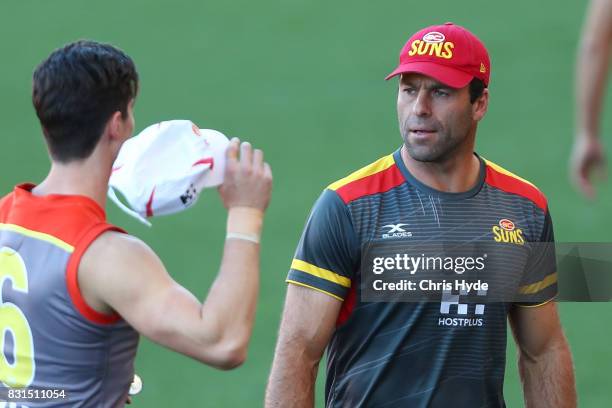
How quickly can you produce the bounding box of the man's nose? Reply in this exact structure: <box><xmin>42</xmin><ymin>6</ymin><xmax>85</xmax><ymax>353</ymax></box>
<box><xmin>412</xmin><ymin>90</ymin><xmax>432</xmax><ymax>117</ymax></box>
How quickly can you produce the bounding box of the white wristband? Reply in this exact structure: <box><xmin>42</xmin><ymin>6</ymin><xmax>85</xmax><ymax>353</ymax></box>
<box><xmin>226</xmin><ymin>232</ymin><xmax>260</xmax><ymax>244</ymax></box>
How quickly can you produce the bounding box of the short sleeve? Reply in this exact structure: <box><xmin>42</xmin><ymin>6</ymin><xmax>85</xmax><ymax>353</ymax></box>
<box><xmin>286</xmin><ymin>189</ymin><xmax>360</xmax><ymax>301</ymax></box>
<box><xmin>515</xmin><ymin>208</ymin><xmax>557</xmax><ymax>306</ymax></box>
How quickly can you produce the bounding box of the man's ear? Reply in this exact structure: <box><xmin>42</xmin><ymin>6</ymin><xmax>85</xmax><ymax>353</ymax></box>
<box><xmin>106</xmin><ymin>111</ymin><xmax>125</xmax><ymax>142</ymax></box>
<box><xmin>473</xmin><ymin>88</ymin><xmax>489</xmax><ymax>122</ymax></box>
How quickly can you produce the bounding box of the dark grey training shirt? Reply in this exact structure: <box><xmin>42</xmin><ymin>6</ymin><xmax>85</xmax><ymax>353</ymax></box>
<box><xmin>287</xmin><ymin>150</ymin><xmax>556</xmax><ymax>408</ymax></box>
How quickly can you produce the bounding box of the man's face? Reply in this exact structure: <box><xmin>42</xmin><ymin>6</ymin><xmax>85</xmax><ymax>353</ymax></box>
<box><xmin>397</xmin><ymin>73</ymin><xmax>482</xmax><ymax>163</ymax></box>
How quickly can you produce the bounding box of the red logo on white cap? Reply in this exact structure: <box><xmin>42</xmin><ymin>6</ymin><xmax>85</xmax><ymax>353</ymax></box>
<box><xmin>191</xmin><ymin>122</ymin><xmax>202</xmax><ymax>136</ymax></box>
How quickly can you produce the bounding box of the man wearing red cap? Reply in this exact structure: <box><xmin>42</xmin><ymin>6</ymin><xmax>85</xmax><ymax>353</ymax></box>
<box><xmin>266</xmin><ymin>23</ymin><xmax>576</xmax><ymax>407</ymax></box>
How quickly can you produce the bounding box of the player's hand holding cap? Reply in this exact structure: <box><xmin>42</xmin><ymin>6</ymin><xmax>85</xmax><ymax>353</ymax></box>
<box><xmin>220</xmin><ymin>137</ymin><xmax>273</xmax><ymax>244</ymax></box>
<box><xmin>108</xmin><ymin>119</ymin><xmax>229</xmax><ymax>226</ymax></box>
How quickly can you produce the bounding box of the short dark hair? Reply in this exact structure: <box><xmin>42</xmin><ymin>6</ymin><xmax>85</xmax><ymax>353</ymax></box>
<box><xmin>32</xmin><ymin>40</ymin><xmax>139</xmax><ymax>162</ymax></box>
<box><xmin>469</xmin><ymin>78</ymin><xmax>486</xmax><ymax>103</ymax></box>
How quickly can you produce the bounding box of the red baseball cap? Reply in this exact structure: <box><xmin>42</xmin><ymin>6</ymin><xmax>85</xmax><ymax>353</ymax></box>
<box><xmin>385</xmin><ymin>22</ymin><xmax>490</xmax><ymax>88</ymax></box>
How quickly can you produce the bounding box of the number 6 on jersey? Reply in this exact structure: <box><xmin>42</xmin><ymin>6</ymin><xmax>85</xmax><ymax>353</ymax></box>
<box><xmin>0</xmin><ymin>247</ymin><xmax>35</xmax><ymax>388</ymax></box>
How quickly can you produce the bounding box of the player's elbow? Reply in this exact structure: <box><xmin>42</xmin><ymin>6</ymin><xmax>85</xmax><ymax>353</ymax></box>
<box><xmin>146</xmin><ymin>321</ymin><xmax>249</xmax><ymax>369</ymax></box>
<box><xmin>218</xmin><ymin>347</ymin><xmax>248</xmax><ymax>370</ymax></box>
<box><xmin>194</xmin><ymin>324</ymin><xmax>251</xmax><ymax>369</ymax></box>
<box><xmin>206</xmin><ymin>340</ymin><xmax>248</xmax><ymax>370</ymax></box>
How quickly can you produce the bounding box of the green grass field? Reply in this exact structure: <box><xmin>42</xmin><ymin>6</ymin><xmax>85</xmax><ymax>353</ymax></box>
<box><xmin>1</xmin><ymin>0</ymin><xmax>611</xmax><ymax>406</ymax></box>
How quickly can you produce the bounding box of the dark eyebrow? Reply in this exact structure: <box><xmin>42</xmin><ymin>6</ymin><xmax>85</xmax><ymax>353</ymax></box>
<box><xmin>430</xmin><ymin>84</ymin><xmax>455</xmax><ymax>92</ymax></box>
<box><xmin>400</xmin><ymin>79</ymin><xmax>454</xmax><ymax>91</ymax></box>
<box><xmin>400</xmin><ymin>80</ymin><xmax>417</xmax><ymax>87</ymax></box>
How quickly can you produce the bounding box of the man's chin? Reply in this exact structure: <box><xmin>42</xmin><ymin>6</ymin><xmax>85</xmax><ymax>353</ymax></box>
<box><xmin>409</xmin><ymin>153</ymin><xmax>442</xmax><ymax>163</ymax></box>
<box><xmin>404</xmin><ymin>144</ymin><xmax>443</xmax><ymax>163</ymax></box>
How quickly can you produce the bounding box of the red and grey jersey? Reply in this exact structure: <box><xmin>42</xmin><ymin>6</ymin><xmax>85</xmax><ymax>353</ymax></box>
<box><xmin>287</xmin><ymin>149</ymin><xmax>556</xmax><ymax>408</ymax></box>
<box><xmin>0</xmin><ymin>184</ymin><xmax>138</xmax><ymax>407</ymax></box>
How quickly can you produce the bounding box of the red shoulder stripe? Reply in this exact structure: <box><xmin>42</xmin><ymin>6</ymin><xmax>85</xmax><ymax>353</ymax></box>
<box><xmin>484</xmin><ymin>162</ymin><xmax>547</xmax><ymax>211</ymax></box>
<box><xmin>334</xmin><ymin>165</ymin><xmax>404</xmax><ymax>204</ymax></box>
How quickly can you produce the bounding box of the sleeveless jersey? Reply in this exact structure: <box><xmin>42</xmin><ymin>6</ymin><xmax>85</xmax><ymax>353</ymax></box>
<box><xmin>0</xmin><ymin>184</ymin><xmax>139</xmax><ymax>407</ymax></box>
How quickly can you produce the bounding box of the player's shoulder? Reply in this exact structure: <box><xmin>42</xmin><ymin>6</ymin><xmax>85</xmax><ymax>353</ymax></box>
<box><xmin>84</xmin><ymin>230</ymin><xmax>159</xmax><ymax>267</ymax></box>
<box><xmin>325</xmin><ymin>153</ymin><xmax>404</xmax><ymax>204</ymax></box>
<box><xmin>483</xmin><ymin>157</ymin><xmax>548</xmax><ymax>211</ymax></box>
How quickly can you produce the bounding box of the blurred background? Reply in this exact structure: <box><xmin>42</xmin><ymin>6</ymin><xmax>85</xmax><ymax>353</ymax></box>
<box><xmin>1</xmin><ymin>0</ymin><xmax>610</xmax><ymax>406</ymax></box>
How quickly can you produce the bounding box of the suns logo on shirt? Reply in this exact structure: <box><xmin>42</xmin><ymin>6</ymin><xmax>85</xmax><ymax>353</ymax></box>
<box><xmin>492</xmin><ymin>219</ymin><xmax>524</xmax><ymax>245</ymax></box>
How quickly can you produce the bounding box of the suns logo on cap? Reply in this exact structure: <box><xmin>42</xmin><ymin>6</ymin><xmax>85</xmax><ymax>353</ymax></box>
<box><xmin>480</xmin><ymin>62</ymin><xmax>487</xmax><ymax>73</ymax></box>
<box><xmin>408</xmin><ymin>31</ymin><xmax>454</xmax><ymax>60</ymax></box>
<box><xmin>422</xmin><ymin>32</ymin><xmax>445</xmax><ymax>43</ymax></box>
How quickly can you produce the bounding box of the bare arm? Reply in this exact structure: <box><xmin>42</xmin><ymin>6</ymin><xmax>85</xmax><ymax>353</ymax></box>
<box><xmin>571</xmin><ymin>0</ymin><xmax>612</xmax><ymax>197</ymax></box>
<box><xmin>80</xmin><ymin>138</ymin><xmax>272</xmax><ymax>369</ymax></box>
<box><xmin>265</xmin><ymin>285</ymin><xmax>342</xmax><ymax>407</ymax></box>
<box><xmin>509</xmin><ymin>301</ymin><xmax>576</xmax><ymax>408</ymax></box>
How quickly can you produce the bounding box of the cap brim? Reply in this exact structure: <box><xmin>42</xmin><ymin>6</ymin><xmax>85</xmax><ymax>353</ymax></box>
<box><xmin>385</xmin><ymin>61</ymin><xmax>473</xmax><ymax>88</ymax></box>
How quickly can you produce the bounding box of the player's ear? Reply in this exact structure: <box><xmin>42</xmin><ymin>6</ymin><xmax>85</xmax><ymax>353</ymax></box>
<box><xmin>106</xmin><ymin>111</ymin><xmax>125</xmax><ymax>142</ymax></box>
<box><xmin>472</xmin><ymin>88</ymin><xmax>489</xmax><ymax>122</ymax></box>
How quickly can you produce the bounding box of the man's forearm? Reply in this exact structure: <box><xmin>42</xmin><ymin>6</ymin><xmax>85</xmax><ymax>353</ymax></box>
<box><xmin>518</xmin><ymin>336</ymin><xmax>576</xmax><ymax>408</ymax></box>
<box><xmin>576</xmin><ymin>0</ymin><xmax>612</xmax><ymax>138</ymax></box>
<box><xmin>576</xmin><ymin>39</ymin><xmax>610</xmax><ymax>138</ymax></box>
<box><xmin>266</xmin><ymin>351</ymin><xmax>318</xmax><ymax>408</ymax></box>
<box><xmin>199</xmin><ymin>208</ymin><xmax>263</xmax><ymax>358</ymax></box>
<box><xmin>266</xmin><ymin>286</ymin><xmax>341</xmax><ymax>407</ymax></box>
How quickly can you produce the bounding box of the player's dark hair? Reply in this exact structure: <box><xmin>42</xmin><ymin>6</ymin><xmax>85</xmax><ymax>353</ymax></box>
<box><xmin>469</xmin><ymin>78</ymin><xmax>486</xmax><ymax>103</ymax></box>
<box><xmin>32</xmin><ymin>40</ymin><xmax>139</xmax><ymax>163</ymax></box>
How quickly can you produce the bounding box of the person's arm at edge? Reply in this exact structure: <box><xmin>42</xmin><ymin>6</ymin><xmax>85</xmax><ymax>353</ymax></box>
<box><xmin>265</xmin><ymin>285</ymin><xmax>342</xmax><ymax>407</ymax></box>
<box><xmin>571</xmin><ymin>0</ymin><xmax>612</xmax><ymax>197</ymax></box>
<box><xmin>509</xmin><ymin>300</ymin><xmax>577</xmax><ymax>408</ymax></box>
<box><xmin>80</xmin><ymin>139</ymin><xmax>272</xmax><ymax>369</ymax></box>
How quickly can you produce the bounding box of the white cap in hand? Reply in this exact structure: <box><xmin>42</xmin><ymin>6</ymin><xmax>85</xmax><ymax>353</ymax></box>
<box><xmin>108</xmin><ymin>120</ymin><xmax>229</xmax><ymax>226</ymax></box>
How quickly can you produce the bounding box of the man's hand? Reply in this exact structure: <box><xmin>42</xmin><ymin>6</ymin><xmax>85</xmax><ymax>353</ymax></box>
<box><xmin>219</xmin><ymin>138</ymin><xmax>272</xmax><ymax>211</ymax></box>
<box><xmin>570</xmin><ymin>135</ymin><xmax>607</xmax><ymax>198</ymax></box>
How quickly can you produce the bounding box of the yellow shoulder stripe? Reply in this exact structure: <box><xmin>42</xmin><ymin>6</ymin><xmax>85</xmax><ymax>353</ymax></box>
<box><xmin>0</xmin><ymin>223</ymin><xmax>74</xmax><ymax>252</ymax></box>
<box><xmin>327</xmin><ymin>154</ymin><xmax>395</xmax><ymax>191</ymax></box>
<box><xmin>515</xmin><ymin>296</ymin><xmax>556</xmax><ymax>308</ymax></box>
<box><xmin>291</xmin><ymin>259</ymin><xmax>351</xmax><ymax>288</ymax></box>
<box><xmin>484</xmin><ymin>159</ymin><xmax>538</xmax><ymax>189</ymax></box>
<box><xmin>286</xmin><ymin>280</ymin><xmax>344</xmax><ymax>301</ymax></box>
<box><xmin>518</xmin><ymin>272</ymin><xmax>557</xmax><ymax>295</ymax></box>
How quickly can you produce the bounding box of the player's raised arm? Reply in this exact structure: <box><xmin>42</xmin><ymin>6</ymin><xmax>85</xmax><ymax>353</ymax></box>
<box><xmin>79</xmin><ymin>138</ymin><xmax>272</xmax><ymax>369</ymax></box>
<box><xmin>265</xmin><ymin>285</ymin><xmax>342</xmax><ymax>407</ymax></box>
<box><xmin>509</xmin><ymin>302</ymin><xmax>576</xmax><ymax>408</ymax></box>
